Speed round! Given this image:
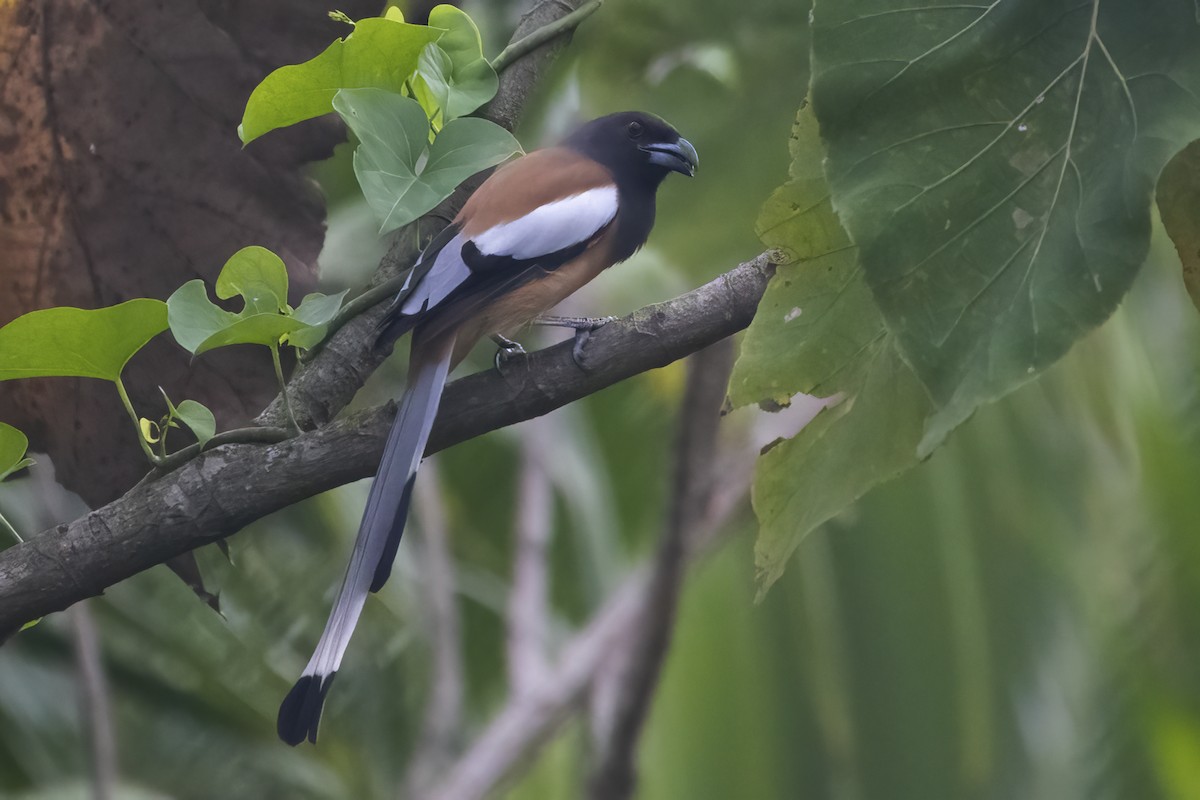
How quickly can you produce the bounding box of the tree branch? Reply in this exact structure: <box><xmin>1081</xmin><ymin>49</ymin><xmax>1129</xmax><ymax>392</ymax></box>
<box><xmin>422</xmin><ymin>410</ymin><xmax>752</xmax><ymax>800</ymax></box>
<box><xmin>71</xmin><ymin>602</ymin><xmax>117</xmax><ymax>800</ymax></box>
<box><xmin>587</xmin><ymin>338</ymin><xmax>735</xmax><ymax>799</ymax></box>
<box><xmin>403</xmin><ymin>460</ymin><xmax>466</xmax><ymax>797</ymax></box>
<box><xmin>0</xmin><ymin>254</ymin><xmax>772</xmax><ymax>635</ymax></box>
<box><xmin>507</xmin><ymin>425</ymin><xmax>554</xmax><ymax>697</ymax></box>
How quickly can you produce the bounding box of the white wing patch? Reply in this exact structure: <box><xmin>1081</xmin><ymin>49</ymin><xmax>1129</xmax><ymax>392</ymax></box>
<box><xmin>472</xmin><ymin>186</ymin><xmax>619</xmax><ymax>261</ymax></box>
<box><xmin>400</xmin><ymin>233</ymin><xmax>472</xmax><ymax>315</ymax></box>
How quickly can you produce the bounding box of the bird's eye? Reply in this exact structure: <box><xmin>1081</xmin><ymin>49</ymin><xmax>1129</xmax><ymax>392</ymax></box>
<box><xmin>627</xmin><ymin>121</ymin><xmax>644</xmax><ymax>139</ymax></box>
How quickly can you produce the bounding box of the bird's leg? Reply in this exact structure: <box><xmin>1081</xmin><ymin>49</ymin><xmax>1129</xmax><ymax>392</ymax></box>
<box><xmin>491</xmin><ymin>333</ymin><xmax>527</xmax><ymax>371</ymax></box>
<box><xmin>532</xmin><ymin>315</ymin><xmax>618</xmax><ymax>369</ymax></box>
<box><xmin>533</xmin><ymin>314</ymin><xmax>619</xmax><ymax>330</ymax></box>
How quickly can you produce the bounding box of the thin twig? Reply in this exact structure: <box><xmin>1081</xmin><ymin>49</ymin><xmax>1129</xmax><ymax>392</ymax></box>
<box><xmin>508</xmin><ymin>424</ymin><xmax>554</xmax><ymax>697</ymax></box>
<box><xmin>423</xmin><ymin>436</ymin><xmax>750</xmax><ymax>800</ymax></box>
<box><xmin>403</xmin><ymin>459</ymin><xmax>465</xmax><ymax>797</ymax></box>
<box><xmin>71</xmin><ymin>602</ymin><xmax>117</xmax><ymax>800</ymax></box>
<box><xmin>426</xmin><ymin>566</ymin><xmax>649</xmax><ymax>800</ymax></box>
<box><xmin>490</xmin><ymin>0</ymin><xmax>603</xmax><ymax>74</ymax></box>
<box><xmin>588</xmin><ymin>338</ymin><xmax>736</xmax><ymax>800</ymax></box>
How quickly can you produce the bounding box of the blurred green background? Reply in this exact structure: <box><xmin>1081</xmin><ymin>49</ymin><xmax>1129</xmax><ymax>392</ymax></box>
<box><xmin>6</xmin><ymin>0</ymin><xmax>1200</xmax><ymax>798</ymax></box>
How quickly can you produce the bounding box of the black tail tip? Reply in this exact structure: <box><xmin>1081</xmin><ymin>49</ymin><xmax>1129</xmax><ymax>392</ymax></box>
<box><xmin>277</xmin><ymin>672</ymin><xmax>337</xmax><ymax>746</ymax></box>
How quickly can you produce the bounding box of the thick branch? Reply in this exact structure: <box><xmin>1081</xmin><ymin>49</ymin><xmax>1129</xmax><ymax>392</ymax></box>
<box><xmin>0</xmin><ymin>254</ymin><xmax>772</xmax><ymax>634</ymax></box>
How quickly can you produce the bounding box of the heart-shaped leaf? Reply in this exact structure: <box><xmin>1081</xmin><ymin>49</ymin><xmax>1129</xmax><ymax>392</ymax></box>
<box><xmin>0</xmin><ymin>422</ymin><xmax>34</xmax><ymax>482</ymax></box>
<box><xmin>167</xmin><ymin>280</ymin><xmax>241</xmax><ymax>354</ymax></box>
<box><xmin>215</xmin><ymin>246</ymin><xmax>289</xmax><ymax>314</ymax></box>
<box><xmin>335</xmin><ymin>87</ymin><xmax>521</xmax><ymax>234</ymax></box>
<box><xmin>284</xmin><ymin>290</ymin><xmax>350</xmax><ymax>349</ymax></box>
<box><xmin>167</xmin><ymin>250</ymin><xmax>346</xmax><ymax>355</ymax></box>
<box><xmin>414</xmin><ymin>5</ymin><xmax>498</xmax><ymax>122</ymax></box>
<box><xmin>0</xmin><ymin>299</ymin><xmax>168</xmax><ymax>382</ymax></box>
<box><xmin>193</xmin><ymin>314</ymin><xmax>311</xmax><ymax>355</ymax></box>
<box><xmin>175</xmin><ymin>400</ymin><xmax>216</xmax><ymax>447</ymax></box>
<box><xmin>239</xmin><ymin>16</ymin><xmax>444</xmax><ymax>144</ymax></box>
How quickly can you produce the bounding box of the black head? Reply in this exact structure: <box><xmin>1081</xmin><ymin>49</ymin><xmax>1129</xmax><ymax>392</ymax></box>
<box><xmin>564</xmin><ymin>111</ymin><xmax>698</xmax><ymax>189</ymax></box>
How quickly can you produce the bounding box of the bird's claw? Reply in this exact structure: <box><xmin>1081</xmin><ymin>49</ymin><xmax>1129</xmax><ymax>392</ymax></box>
<box><xmin>492</xmin><ymin>335</ymin><xmax>526</xmax><ymax>371</ymax></box>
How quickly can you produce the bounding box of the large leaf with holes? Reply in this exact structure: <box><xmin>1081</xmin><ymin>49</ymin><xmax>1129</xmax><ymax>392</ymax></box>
<box><xmin>731</xmin><ymin>106</ymin><xmax>930</xmax><ymax>592</ymax></box>
<box><xmin>812</xmin><ymin>0</ymin><xmax>1200</xmax><ymax>454</ymax></box>
<box><xmin>334</xmin><ymin>87</ymin><xmax>522</xmax><ymax>234</ymax></box>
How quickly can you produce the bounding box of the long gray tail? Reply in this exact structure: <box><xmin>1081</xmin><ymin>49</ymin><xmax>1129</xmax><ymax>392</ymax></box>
<box><xmin>277</xmin><ymin>339</ymin><xmax>454</xmax><ymax>745</ymax></box>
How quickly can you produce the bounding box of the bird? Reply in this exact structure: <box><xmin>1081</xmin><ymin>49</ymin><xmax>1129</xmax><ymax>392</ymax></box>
<box><xmin>277</xmin><ymin>111</ymin><xmax>698</xmax><ymax>745</ymax></box>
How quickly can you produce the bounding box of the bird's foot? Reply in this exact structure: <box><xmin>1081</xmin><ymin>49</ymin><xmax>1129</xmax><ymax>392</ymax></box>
<box><xmin>532</xmin><ymin>315</ymin><xmax>618</xmax><ymax>371</ymax></box>
<box><xmin>491</xmin><ymin>333</ymin><xmax>527</xmax><ymax>371</ymax></box>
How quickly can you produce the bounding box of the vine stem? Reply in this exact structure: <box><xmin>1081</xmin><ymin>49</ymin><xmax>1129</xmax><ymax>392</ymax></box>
<box><xmin>139</xmin><ymin>426</ymin><xmax>293</xmax><ymax>482</ymax></box>
<box><xmin>490</xmin><ymin>0</ymin><xmax>603</xmax><ymax>73</ymax></box>
<box><xmin>0</xmin><ymin>511</ymin><xmax>22</xmax><ymax>544</ymax></box>
<box><xmin>115</xmin><ymin>377</ymin><xmax>162</xmax><ymax>466</ymax></box>
<box><xmin>270</xmin><ymin>344</ymin><xmax>301</xmax><ymax>433</ymax></box>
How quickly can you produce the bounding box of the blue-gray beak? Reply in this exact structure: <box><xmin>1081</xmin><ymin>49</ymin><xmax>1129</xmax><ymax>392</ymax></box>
<box><xmin>641</xmin><ymin>137</ymin><xmax>698</xmax><ymax>177</ymax></box>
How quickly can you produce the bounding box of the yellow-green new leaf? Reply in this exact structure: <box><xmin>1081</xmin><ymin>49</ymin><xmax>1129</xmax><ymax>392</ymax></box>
<box><xmin>238</xmin><ymin>16</ymin><xmax>443</xmax><ymax>144</ymax></box>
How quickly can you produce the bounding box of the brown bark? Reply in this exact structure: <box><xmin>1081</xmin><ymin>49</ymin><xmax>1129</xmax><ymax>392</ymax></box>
<box><xmin>0</xmin><ymin>0</ymin><xmax>377</xmax><ymax>505</ymax></box>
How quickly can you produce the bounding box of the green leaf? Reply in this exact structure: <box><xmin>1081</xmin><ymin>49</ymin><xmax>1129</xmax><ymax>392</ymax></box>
<box><xmin>811</xmin><ymin>0</ymin><xmax>1200</xmax><ymax>455</ymax></box>
<box><xmin>732</xmin><ymin>105</ymin><xmax>933</xmax><ymax>593</ymax></box>
<box><xmin>193</xmin><ymin>314</ymin><xmax>311</xmax><ymax>355</ymax></box>
<box><xmin>414</xmin><ymin>5</ymin><xmax>498</xmax><ymax>121</ymax></box>
<box><xmin>335</xmin><ymin>87</ymin><xmax>521</xmax><ymax>234</ymax></box>
<box><xmin>167</xmin><ymin>280</ymin><xmax>241</xmax><ymax>354</ymax></box>
<box><xmin>175</xmin><ymin>400</ymin><xmax>216</xmax><ymax>447</ymax></box>
<box><xmin>1156</xmin><ymin>138</ymin><xmax>1200</xmax><ymax>315</ymax></box>
<box><xmin>290</xmin><ymin>290</ymin><xmax>348</xmax><ymax>327</ymax></box>
<box><xmin>284</xmin><ymin>290</ymin><xmax>349</xmax><ymax>349</ymax></box>
<box><xmin>0</xmin><ymin>299</ymin><xmax>168</xmax><ymax>382</ymax></box>
<box><xmin>168</xmin><ymin>273</ymin><xmax>345</xmax><ymax>356</ymax></box>
<box><xmin>215</xmin><ymin>246</ymin><xmax>289</xmax><ymax>314</ymax></box>
<box><xmin>752</xmin><ymin>340</ymin><xmax>930</xmax><ymax>595</ymax></box>
<box><xmin>238</xmin><ymin>16</ymin><xmax>443</xmax><ymax>144</ymax></box>
<box><xmin>0</xmin><ymin>422</ymin><xmax>33</xmax><ymax>482</ymax></box>
<box><xmin>730</xmin><ymin>104</ymin><xmax>871</xmax><ymax>409</ymax></box>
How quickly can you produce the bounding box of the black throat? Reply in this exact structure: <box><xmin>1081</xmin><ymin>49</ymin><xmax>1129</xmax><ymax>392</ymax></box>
<box><xmin>609</xmin><ymin>181</ymin><xmax>658</xmax><ymax>265</ymax></box>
